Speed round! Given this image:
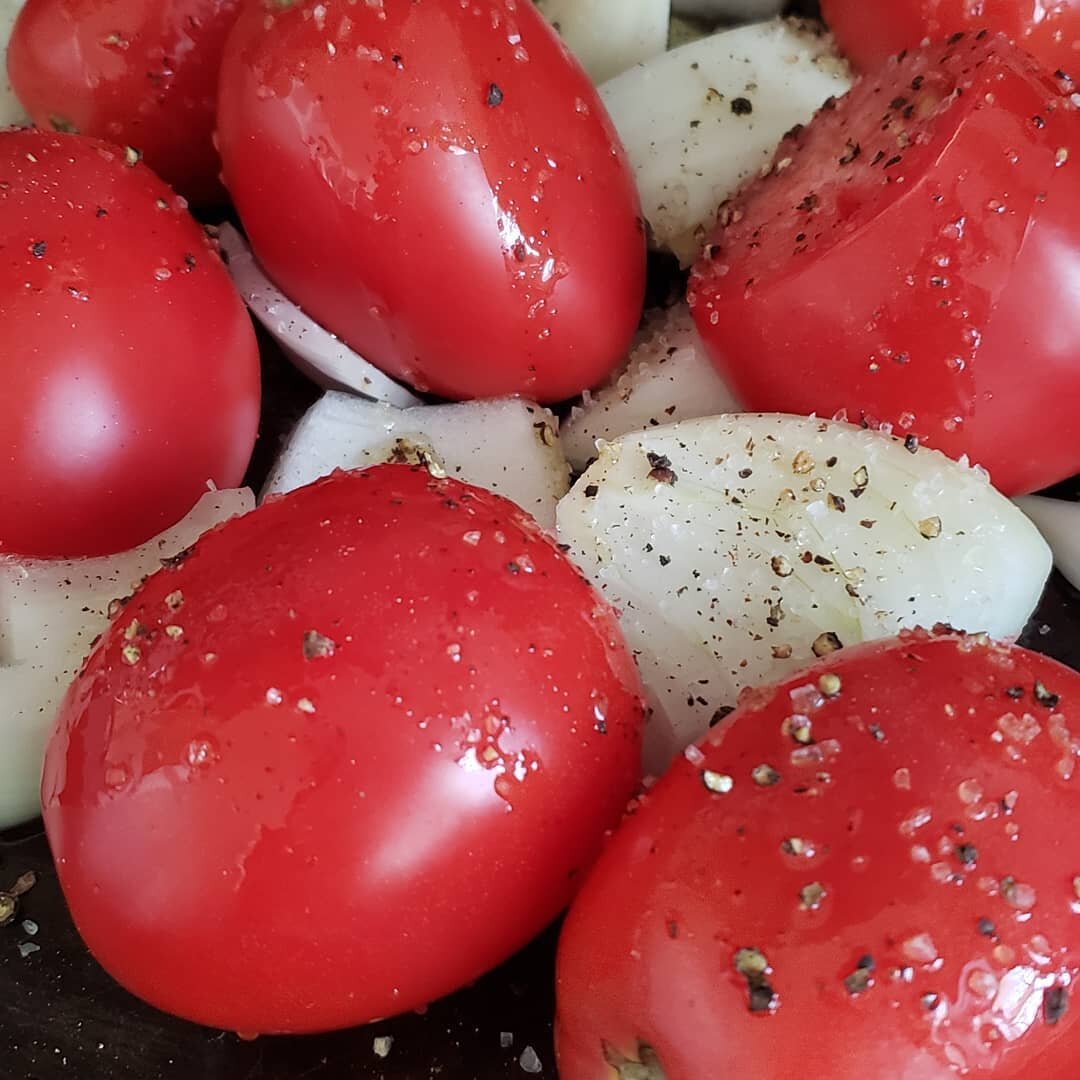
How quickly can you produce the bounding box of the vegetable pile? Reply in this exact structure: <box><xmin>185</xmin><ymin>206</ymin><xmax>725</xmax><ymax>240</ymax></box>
<box><xmin>3</xmin><ymin>0</ymin><xmax>1080</xmax><ymax>1076</ymax></box>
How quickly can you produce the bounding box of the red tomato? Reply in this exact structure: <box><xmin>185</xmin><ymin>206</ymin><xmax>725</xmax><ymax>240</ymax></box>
<box><xmin>822</xmin><ymin>0</ymin><xmax>1080</xmax><ymax>78</ymax></box>
<box><xmin>556</xmin><ymin>630</ymin><xmax>1080</xmax><ymax>1078</ymax></box>
<box><xmin>7</xmin><ymin>0</ymin><xmax>242</xmax><ymax>206</ymax></box>
<box><xmin>216</xmin><ymin>0</ymin><xmax>645</xmax><ymax>403</ymax></box>
<box><xmin>0</xmin><ymin>130</ymin><xmax>260</xmax><ymax>559</ymax></box>
<box><xmin>688</xmin><ymin>34</ymin><xmax>1080</xmax><ymax>496</ymax></box>
<box><xmin>43</xmin><ymin>466</ymin><xmax>644</xmax><ymax>1034</ymax></box>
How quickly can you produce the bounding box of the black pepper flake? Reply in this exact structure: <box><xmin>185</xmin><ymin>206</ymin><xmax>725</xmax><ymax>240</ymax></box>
<box><xmin>30</xmin><ymin>240</ymin><xmax>47</xmax><ymax>258</ymax></box>
<box><xmin>839</xmin><ymin>140</ymin><xmax>861</xmax><ymax>165</ymax></box>
<box><xmin>302</xmin><ymin>630</ymin><xmax>336</xmax><ymax>661</ymax></box>
<box><xmin>1045</xmin><ymin>986</ymin><xmax>1069</xmax><ymax>1026</ymax></box>
<box><xmin>884</xmin><ymin>154</ymin><xmax>903</xmax><ymax>169</ymax></box>
<box><xmin>955</xmin><ymin>843</ymin><xmax>978</xmax><ymax>866</ymax></box>
<box><xmin>948</xmin><ymin>30</ymin><xmax>965</xmax><ymax>44</ymax></box>
<box><xmin>976</xmin><ymin>917</ymin><xmax>996</xmax><ymax>938</ymax></box>
<box><xmin>658</xmin><ymin>554</ymin><xmax>671</xmax><ymax>567</ymax></box>
<box><xmin>1034</xmin><ymin>680</ymin><xmax>1060</xmax><ymax>709</ymax></box>
<box><xmin>96</xmin><ymin>207</ymin><xmax>108</xmax><ymax>217</ymax></box>
<box><xmin>647</xmin><ymin>452</ymin><xmax>677</xmax><ymax>485</ymax></box>
<box><xmin>486</xmin><ymin>82</ymin><xmax>503</xmax><ymax>107</ymax></box>
<box><xmin>734</xmin><ymin>948</ymin><xmax>776</xmax><ymax>1014</ymax></box>
<box><xmin>1005</xmin><ymin>686</ymin><xmax>1025</xmax><ymax>700</ymax></box>
<box><xmin>797</xmin><ymin>193</ymin><xmax>819</xmax><ymax>212</ymax></box>
<box><xmin>738</xmin><ymin>468</ymin><xmax>753</xmax><ymax>479</ymax></box>
<box><xmin>868</xmin><ymin>723</ymin><xmax>885</xmax><ymax>742</ymax></box>
<box><xmin>827</xmin><ymin>493</ymin><xmax>846</xmax><ymax>513</ymax></box>
<box><xmin>1033</xmin><ymin>115</ymin><xmax>1046</xmax><ymax>129</ymax></box>
<box><xmin>904</xmin><ymin>434</ymin><xmax>919</xmax><ymax>453</ymax></box>
<box><xmin>710</xmin><ymin>706</ymin><xmax>735</xmax><ymax>727</ymax></box>
<box><xmin>160</xmin><ymin>545</ymin><xmax>195</xmax><ymax>569</ymax></box>
<box><xmin>507</xmin><ymin>561</ymin><xmax>522</xmax><ymax>575</ymax></box>
<box><xmin>730</xmin><ymin>97</ymin><xmax>753</xmax><ymax>116</ymax></box>
<box><xmin>584</xmin><ymin>484</ymin><xmax>599</xmax><ymax>498</ymax></box>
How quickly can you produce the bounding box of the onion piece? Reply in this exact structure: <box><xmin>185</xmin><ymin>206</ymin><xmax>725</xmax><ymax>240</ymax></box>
<box><xmin>217</xmin><ymin>224</ymin><xmax>420</xmax><ymax>407</ymax></box>
<box><xmin>600</xmin><ymin>18</ymin><xmax>852</xmax><ymax>265</ymax></box>
<box><xmin>0</xmin><ymin>488</ymin><xmax>253</xmax><ymax>829</ymax></box>
<box><xmin>263</xmin><ymin>393</ymin><xmax>571</xmax><ymax>530</ymax></box>
<box><xmin>1015</xmin><ymin>496</ymin><xmax>1080</xmax><ymax>593</ymax></box>
<box><xmin>557</xmin><ymin>415</ymin><xmax>1051</xmax><ymax>774</ymax></box>
<box><xmin>536</xmin><ymin>0</ymin><xmax>670</xmax><ymax>85</ymax></box>
<box><xmin>562</xmin><ymin>303</ymin><xmax>739</xmax><ymax>472</ymax></box>
<box><xmin>1</xmin><ymin>1</ymin><xmax>28</xmax><ymax>127</ymax></box>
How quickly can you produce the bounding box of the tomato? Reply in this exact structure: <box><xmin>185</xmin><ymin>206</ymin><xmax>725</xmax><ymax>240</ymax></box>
<box><xmin>216</xmin><ymin>0</ymin><xmax>645</xmax><ymax>404</ymax></box>
<box><xmin>822</xmin><ymin>0</ymin><xmax>1080</xmax><ymax>79</ymax></box>
<box><xmin>0</xmin><ymin>129</ymin><xmax>260</xmax><ymax>559</ymax></box>
<box><xmin>556</xmin><ymin>629</ymin><xmax>1080</xmax><ymax>1079</ymax></box>
<box><xmin>43</xmin><ymin>466</ymin><xmax>644</xmax><ymax>1034</ymax></box>
<box><xmin>7</xmin><ymin>0</ymin><xmax>242</xmax><ymax>205</ymax></box>
<box><xmin>688</xmin><ymin>34</ymin><xmax>1080</xmax><ymax>496</ymax></box>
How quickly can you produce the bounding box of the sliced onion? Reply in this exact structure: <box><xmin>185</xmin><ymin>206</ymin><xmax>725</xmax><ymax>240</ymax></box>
<box><xmin>600</xmin><ymin>18</ymin><xmax>852</xmax><ymax>265</ymax></box>
<box><xmin>536</xmin><ymin>0</ymin><xmax>670</xmax><ymax>84</ymax></box>
<box><xmin>1</xmin><ymin>1</ymin><xmax>28</xmax><ymax>128</ymax></box>
<box><xmin>0</xmin><ymin>488</ymin><xmax>253</xmax><ymax>829</ymax></box>
<box><xmin>1015</xmin><ymin>496</ymin><xmax>1080</xmax><ymax>593</ymax></box>
<box><xmin>557</xmin><ymin>415</ymin><xmax>1051</xmax><ymax>774</ymax></box>
<box><xmin>562</xmin><ymin>303</ymin><xmax>739</xmax><ymax>472</ymax></box>
<box><xmin>217</xmin><ymin>224</ymin><xmax>420</xmax><ymax>407</ymax></box>
<box><xmin>263</xmin><ymin>393</ymin><xmax>571</xmax><ymax>530</ymax></box>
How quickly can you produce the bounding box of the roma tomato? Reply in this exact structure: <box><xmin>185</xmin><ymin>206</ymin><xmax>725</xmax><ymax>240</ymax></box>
<box><xmin>216</xmin><ymin>0</ymin><xmax>645</xmax><ymax>403</ymax></box>
<box><xmin>688</xmin><ymin>34</ymin><xmax>1080</xmax><ymax>495</ymax></box>
<box><xmin>822</xmin><ymin>0</ymin><xmax>1080</xmax><ymax>78</ymax></box>
<box><xmin>43</xmin><ymin>466</ymin><xmax>644</xmax><ymax>1034</ymax></box>
<box><xmin>0</xmin><ymin>129</ymin><xmax>260</xmax><ymax>559</ymax></box>
<box><xmin>7</xmin><ymin>0</ymin><xmax>242</xmax><ymax>205</ymax></box>
<box><xmin>557</xmin><ymin>630</ymin><xmax>1080</xmax><ymax>1079</ymax></box>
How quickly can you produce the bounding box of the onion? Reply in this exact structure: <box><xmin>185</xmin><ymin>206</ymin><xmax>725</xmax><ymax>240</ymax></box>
<box><xmin>536</xmin><ymin>0</ymin><xmax>670</xmax><ymax>84</ymax></box>
<box><xmin>263</xmin><ymin>393</ymin><xmax>571</xmax><ymax>530</ymax></box>
<box><xmin>557</xmin><ymin>415</ymin><xmax>1051</xmax><ymax>774</ymax></box>
<box><xmin>0</xmin><ymin>488</ymin><xmax>253</xmax><ymax>829</ymax></box>
<box><xmin>216</xmin><ymin>224</ymin><xmax>420</xmax><ymax>407</ymax></box>
<box><xmin>1</xmin><ymin>1</ymin><xmax>27</xmax><ymax>127</ymax></box>
<box><xmin>1015</xmin><ymin>496</ymin><xmax>1080</xmax><ymax>594</ymax></box>
<box><xmin>600</xmin><ymin>18</ymin><xmax>852</xmax><ymax>265</ymax></box>
<box><xmin>562</xmin><ymin>303</ymin><xmax>739</xmax><ymax>472</ymax></box>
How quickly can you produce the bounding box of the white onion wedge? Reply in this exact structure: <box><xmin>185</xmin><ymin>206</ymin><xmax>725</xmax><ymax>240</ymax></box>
<box><xmin>1</xmin><ymin>1</ymin><xmax>27</xmax><ymax>128</ymax></box>
<box><xmin>263</xmin><ymin>393</ymin><xmax>571</xmax><ymax>530</ymax></box>
<box><xmin>557</xmin><ymin>415</ymin><xmax>1051</xmax><ymax>774</ymax></box>
<box><xmin>536</xmin><ymin>0</ymin><xmax>670</xmax><ymax>85</ymax></box>
<box><xmin>217</xmin><ymin>224</ymin><xmax>421</xmax><ymax>407</ymax></box>
<box><xmin>672</xmin><ymin>1</ymin><xmax>785</xmax><ymax>19</ymax></box>
<box><xmin>562</xmin><ymin>303</ymin><xmax>739</xmax><ymax>472</ymax></box>
<box><xmin>1015</xmin><ymin>496</ymin><xmax>1080</xmax><ymax>594</ymax></box>
<box><xmin>0</xmin><ymin>489</ymin><xmax>253</xmax><ymax>829</ymax></box>
<box><xmin>600</xmin><ymin>19</ymin><xmax>852</xmax><ymax>265</ymax></box>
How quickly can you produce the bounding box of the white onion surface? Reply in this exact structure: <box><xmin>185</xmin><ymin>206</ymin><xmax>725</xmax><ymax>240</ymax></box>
<box><xmin>562</xmin><ymin>303</ymin><xmax>739</xmax><ymax>472</ymax></box>
<box><xmin>558</xmin><ymin>416</ymin><xmax>1052</xmax><ymax>774</ymax></box>
<box><xmin>1016</xmin><ymin>496</ymin><xmax>1080</xmax><ymax>594</ymax></box>
<box><xmin>217</xmin><ymin>224</ymin><xmax>420</xmax><ymax>407</ymax></box>
<box><xmin>1</xmin><ymin>1</ymin><xmax>27</xmax><ymax>127</ymax></box>
<box><xmin>0</xmin><ymin>489</ymin><xmax>254</xmax><ymax>828</ymax></box>
<box><xmin>263</xmin><ymin>393</ymin><xmax>571</xmax><ymax>530</ymax></box>
<box><xmin>600</xmin><ymin>19</ymin><xmax>852</xmax><ymax>264</ymax></box>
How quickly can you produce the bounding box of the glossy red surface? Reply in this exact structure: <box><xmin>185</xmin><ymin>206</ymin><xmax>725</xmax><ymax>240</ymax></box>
<box><xmin>216</xmin><ymin>0</ymin><xmax>646</xmax><ymax>403</ymax></box>
<box><xmin>822</xmin><ymin>0</ymin><xmax>1080</xmax><ymax>77</ymax></box>
<box><xmin>556</xmin><ymin>631</ymin><xmax>1080</xmax><ymax>1078</ymax></box>
<box><xmin>42</xmin><ymin>466</ymin><xmax>644</xmax><ymax>1034</ymax></box>
<box><xmin>7</xmin><ymin>0</ymin><xmax>242</xmax><ymax>206</ymax></box>
<box><xmin>0</xmin><ymin>129</ymin><xmax>260</xmax><ymax>558</ymax></box>
<box><xmin>689</xmin><ymin>34</ymin><xmax>1080</xmax><ymax>496</ymax></box>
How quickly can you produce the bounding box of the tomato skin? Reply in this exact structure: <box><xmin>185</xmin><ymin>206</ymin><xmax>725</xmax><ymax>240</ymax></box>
<box><xmin>688</xmin><ymin>35</ymin><xmax>1080</xmax><ymax>495</ymax></box>
<box><xmin>7</xmin><ymin>0</ymin><xmax>242</xmax><ymax>205</ymax></box>
<box><xmin>43</xmin><ymin>466</ymin><xmax>644</xmax><ymax>1034</ymax></box>
<box><xmin>216</xmin><ymin>0</ymin><xmax>645</xmax><ymax>403</ymax></box>
<box><xmin>556</xmin><ymin>630</ymin><xmax>1080</xmax><ymax>1079</ymax></box>
<box><xmin>822</xmin><ymin>0</ymin><xmax>1080</xmax><ymax>78</ymax></box>
<box><xmin>0</xmin><ymin>129</ymin><xmax>260</xmax><ymax>559</ymax></box>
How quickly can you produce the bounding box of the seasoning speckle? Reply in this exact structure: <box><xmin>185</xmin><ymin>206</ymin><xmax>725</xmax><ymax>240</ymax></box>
<box><xmin>302</xmin><ymin>630</ymin><xmax>336</xmax><ymax>661</ymax></box>
<box><xmin>812</xmin><ymin>632</ymin><xmax>843</xmax><ymax>658</ymax></box>
<box><xmin>486</xmin><ymin>82</ymin><xmax>504</xmax><ymax>107</ymax></box>
<box><xmin>752</xmin><ymin>763</ymin><xmax>781</xmax><ymax>787</ymax></box>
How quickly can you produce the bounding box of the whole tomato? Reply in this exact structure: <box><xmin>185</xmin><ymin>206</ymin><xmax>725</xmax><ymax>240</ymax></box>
<box><xmin>0</xmin><ymin>129</ymin><xmax>260</xmax><ymax>559</ymax></box>
<box><xmin>43</xmin><ymin>466</ymin><xmax>644</xmax><ymax>1034</ymax></box>
<box><xmin>822</xmin><ymin>0</ymin><xmax>1080</xmax><ymax>78</ymax></box>
<box><xmin>216</xmin><ymin>0</ymin><xmax>645</xmax><ymax>403</ymax></box>
<box><xmin>689</xmin><ymin>33</ymin><xmax>1080</xmax><ymax>495</ymax></box>
<box><xmin>557</xmin><ymin>630</ymin><xmax>1080</xmax><ymax>1078</ymax></box>
<box><xmin>7</xmin><ymin>0</ymin><xmax>242</xmax><ymax>205</ymax></box>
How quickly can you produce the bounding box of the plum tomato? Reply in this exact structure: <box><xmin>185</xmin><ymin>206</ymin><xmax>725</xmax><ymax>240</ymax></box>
<box><xmin>0</xmin><ymin>130</ymin><xmax>260</xmax><ymax>559</ymax></box>
<box><xmin>216</xmin><ymin>0</ymin><xmax>646</xmax><ymax>404</ymax></box>
<box><xmin>7</xmin><ymin>0</ymin><xmax>243</xmax><ymax>205</ymax></box>
<box><xmin>688</xmin><ymin>33</ymin><xmax>1080</xmax><ymax>496</ymax></box>
<box><xmin>822</xmin><ymin>0</ymin><xmax>1080</xmax><ymax>79</ymax></box>
<box><xmin>556</xmin><ymin>630</ymin><xmax>1080</xmax><ymax>1079</ymax></box>
<box><xmin>42</xmin><ymin>465</ymin><xmax>644</xmax><ymax>1035</ymax></box>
